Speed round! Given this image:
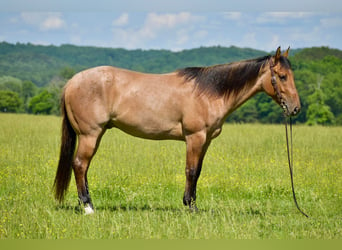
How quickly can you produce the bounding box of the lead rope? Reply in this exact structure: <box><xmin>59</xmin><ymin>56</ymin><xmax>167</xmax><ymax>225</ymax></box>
<box><xmin>270</xmin><ymin>59</ymin><xmax>309</xmax><ymax>217</ymax></box>
<box><xmin>284</xmin><ymin>116</ymin><xmax>309</xmax><ymax>218</ymax></box>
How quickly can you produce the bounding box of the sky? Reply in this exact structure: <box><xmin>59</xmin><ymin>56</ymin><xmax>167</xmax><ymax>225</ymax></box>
<box><xmin>1</xmin><ymin>0</ymin><xmax>342</xmax><ymax>52</ymax></box>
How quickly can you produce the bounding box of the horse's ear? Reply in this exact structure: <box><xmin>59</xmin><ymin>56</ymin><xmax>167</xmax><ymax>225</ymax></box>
<box><xmin>274</xmin><ymin>46</ymin><xmax>281</xmax><ymax>64</ymax></box>
<box><xmin>283</xmin><ymin>46</ymin><xmax>290</xmax><ymax>58</ymax></box>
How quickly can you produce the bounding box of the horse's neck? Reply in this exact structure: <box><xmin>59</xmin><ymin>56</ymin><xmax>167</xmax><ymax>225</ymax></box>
<box><xmin>223</xmin><ymin>75</ymin><xmax>263</xmax><ymax>116</ymax></box>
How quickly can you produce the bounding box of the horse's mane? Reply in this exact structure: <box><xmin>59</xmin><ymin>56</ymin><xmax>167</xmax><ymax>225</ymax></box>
<box><xmin>177</xmin><ymin>55</ymin><xmax>291</xmax><ymax>97</ymax></box>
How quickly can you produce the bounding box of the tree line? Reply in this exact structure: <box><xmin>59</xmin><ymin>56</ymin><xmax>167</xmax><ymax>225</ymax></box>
<box><xmin>0</xmin><ymin>42</ymin><xmax>341</xmax><ymax>125</ymax></box>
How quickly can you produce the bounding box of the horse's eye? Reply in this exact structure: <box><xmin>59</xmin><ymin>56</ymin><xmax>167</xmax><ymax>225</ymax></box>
<box><xmin>279</xmin><ymin>74</ymin><xmax>287</xmax><ymax>82</ymax></box>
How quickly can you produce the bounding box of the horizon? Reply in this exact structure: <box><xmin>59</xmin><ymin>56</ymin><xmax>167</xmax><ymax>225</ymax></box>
<box><xmin>1</xmin><ymin>40</ymin><xmax>340</xmax><ymax>54</ymax></box>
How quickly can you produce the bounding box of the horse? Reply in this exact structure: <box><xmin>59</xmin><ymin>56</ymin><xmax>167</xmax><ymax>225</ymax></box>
<box><xmin>53</xmin><ymin>46</ymin><xmax>300</xmax><ymax>214</ymax></box>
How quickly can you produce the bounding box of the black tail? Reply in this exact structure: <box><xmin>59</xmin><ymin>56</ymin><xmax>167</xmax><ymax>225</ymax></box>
<box><xmin>53</xmin><ymin>93</ymin><xmax>76</xmax><ymax>203</ymax></box>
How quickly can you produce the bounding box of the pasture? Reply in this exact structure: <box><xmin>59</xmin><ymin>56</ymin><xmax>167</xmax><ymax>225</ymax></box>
<box><xmin>0</xmin><ymin>113</ymin><xmax>341</xmax><ymax>239</ymax></box>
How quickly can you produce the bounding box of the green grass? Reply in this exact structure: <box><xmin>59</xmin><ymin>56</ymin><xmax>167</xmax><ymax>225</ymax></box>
<box><xmin>0</xmin><ymin>113</ymin><xmax>341</xmax><ymax>239</ymax></box>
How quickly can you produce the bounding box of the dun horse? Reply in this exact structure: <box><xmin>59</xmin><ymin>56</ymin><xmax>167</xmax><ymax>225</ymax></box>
<box><xmin>54</xmin><ymin>47</ymin><xmax>300</xmax><ymax>214</ymax></box>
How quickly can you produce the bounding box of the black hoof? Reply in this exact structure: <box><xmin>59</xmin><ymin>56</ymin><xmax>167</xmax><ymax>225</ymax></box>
<box><xmin>189</xmin><ymin>205</ymin><xmax>199</xmax><ymax>213</ymax></box>
<box><xmin>183</xmin><ymin>196</ymin><xmax>198</xmax><ymax>212</ymax></box>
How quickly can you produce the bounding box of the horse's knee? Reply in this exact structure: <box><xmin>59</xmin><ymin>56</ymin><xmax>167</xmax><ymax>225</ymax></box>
<box><xmin>73</xmin><ymin>157</ymin><xmax>84</xmax><ymax>172</ymax></box>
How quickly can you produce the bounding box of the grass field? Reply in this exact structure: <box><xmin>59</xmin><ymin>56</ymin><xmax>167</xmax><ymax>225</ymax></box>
<box><xmin>0</xmin><ymin>113</ymin><xmax>341</xmax><ymax>239</ymax></box>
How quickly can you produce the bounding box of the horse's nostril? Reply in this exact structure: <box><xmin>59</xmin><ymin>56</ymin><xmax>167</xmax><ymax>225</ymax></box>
<box><xmin>293</xmin><ymin>106</ymin><xmax>300</xmax><ymax>114</ymax></box>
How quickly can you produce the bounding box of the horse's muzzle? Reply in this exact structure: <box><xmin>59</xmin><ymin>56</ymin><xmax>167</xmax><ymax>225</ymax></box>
<box><xmin>282</xmin><ymin>101</ymin><xmax>300</xmax><ymax>117</ymax></box>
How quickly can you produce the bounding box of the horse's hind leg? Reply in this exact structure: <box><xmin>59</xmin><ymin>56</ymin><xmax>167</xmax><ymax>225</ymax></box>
<box><xmin>73</xmin><ymin>132</ymin><xmax>104</xmax><ymax>214</ymax></box>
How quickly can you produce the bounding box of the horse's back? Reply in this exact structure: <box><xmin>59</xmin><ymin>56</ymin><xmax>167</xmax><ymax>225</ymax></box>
<box><xmin>63</xmin><ymin>66</ymin><xmax>192</xmax><ymax>139</ymax></box>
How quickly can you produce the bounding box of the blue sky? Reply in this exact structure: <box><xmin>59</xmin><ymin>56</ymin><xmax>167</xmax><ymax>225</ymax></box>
<box><xmin>1</xmin><ymin>0</ymin><xmax>342</xmax><ymax>52</ymax></box>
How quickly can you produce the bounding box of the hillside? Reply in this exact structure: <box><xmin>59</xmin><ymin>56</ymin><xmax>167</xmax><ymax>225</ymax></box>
<box><xmin>0</xmin><ymin>42</ymin><xmax>267</xmax><ymax>87</ymax></box>
<box><xmin>292</xmin><ymin>46</ymin><xmax>342</xmax><ymax>61</ymax></box>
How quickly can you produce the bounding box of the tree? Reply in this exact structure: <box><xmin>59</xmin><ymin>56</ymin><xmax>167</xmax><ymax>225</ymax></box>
<box><xmin>227</xmin><ymin>99</ymin><xmax>258</xmax><ymax>123</ymax></box>
<box><xmin>306</xmin><ymin>76</ymin><xmax>335</xmax><ymax>125</ymax></box>
<box><xmin>306</xmin><ymin>102</ymin><xmax>335</xmax><ymax>125</ymax></box>
<box><xmin>46</xmin><ymin>77</ymin><xmax>65</xmax><ymax>115</ymax></box>
<box><xmin>0</xmin><ymin>90</ymin><xmax>22</xmax><ymax>112</ymax></box>
<box><xmin>21</xmin><ymin>80</ymin><xmax>37</xmax><ymax>112</ymax></box>
<box><xmin>0</xmin><ymin>76</ymin><xmax>22</xmax><ymax>93</ymax></box>
<box><xmin>59</xmin><ymin>66</ymin><xmax>76</xmax><ymax>80</ymax></box>
<box><xmin>28</xmin><ymin>90</ymin><xmax>54</xmax><ymax>114</ymax></box>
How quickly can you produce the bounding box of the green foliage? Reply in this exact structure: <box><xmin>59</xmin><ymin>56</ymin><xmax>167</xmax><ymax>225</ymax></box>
<box><xmin>0</xmin><ymin>76</ymin><xmax>37</xmax><ymax>112</ymax></box>
<box><xmin>306</xmin><ymin>103</ymin><xmax>335</xmax><ymax>126</ymax></box>
<box><xmin>28</xmin><ymin>90</ymin><xmax>54</xmax><ymax>114</ymax></box>
<box><xmin>227</xmin><ymin>99</ymin><xmax>258</xmax><ymax>123</ymax></box>
<box><xmin>292</xmin><ymin>49</ymin><xmax>342</xmax><ymax>125</ymax></box>
<box><xmin>0</xmin><ymin>90</ymin><xmax>22</xmax><ymax>112</ymax></box>
<box><xmin>59</xmin><ymin>67</ymin><xmax>76</xmax><ymax>80</ymax></box>
<box><xmin>21</xmin><ymin>80</ymin><xmax>37</xmax><ymax>112</ymax></box>
<box><xmin>45</xmin><ymin>78</ymin><xmax>65</xmax><ymax>115</ymax></box>
<box><xmin>306</xmin><ymin>84</ymin><xmax>335</xmax><ymax>125</ymax></box>
<box><xmin>0</xmin><ymin>76</ymin><xmax>22</xmax><ymax>93</ymax></box>
<box><xmin>292</xmin><ymin>46</ymin><xmax>342</xmax><ymax>61</ymax></box>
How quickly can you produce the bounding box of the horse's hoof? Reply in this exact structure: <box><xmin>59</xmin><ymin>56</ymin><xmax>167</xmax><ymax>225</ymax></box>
<box><xmin>189</xmin><ymin>205</ymin><xmax>199</xmax><ymax>213</ymax></box>
<box><xmin>84</xmin><ymin>204</ymin><xmax>94</xmax><ymax>215</ymax></box>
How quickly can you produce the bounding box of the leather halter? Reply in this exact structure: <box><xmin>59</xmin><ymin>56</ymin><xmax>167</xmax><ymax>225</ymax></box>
<box><xmin>269</xmin><ymin>59</ymin><xmax>288</xmax><ymax>114</ymax></box>
<box><xmin>269</xmin><ymin>59</ymin><xmax>283</xmax><ymax>104</ymax></box>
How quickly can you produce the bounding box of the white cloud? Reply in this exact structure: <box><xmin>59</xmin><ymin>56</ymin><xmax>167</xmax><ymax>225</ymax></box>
<box><xmin>256</xmin><ymin>12</ymin><xmax>314</xmax><ymax>24</ymax></box>
<box><xmin>20</xmin><ymin>12</ymin><xmax>40</xmax><ymax>24</ymax></box>
<box><xmin>111</xmin><ymin>12</ymin><xmax>205</xmax><ymax>49</ymax></box>
<box><xmin>140</xmin><ymin>12</ymin><xmax>204</xmax><ymax>39</ymax></box>
<box><xmin>40</xmin><ymin>15</ymin><xmax>65</xmax><ymax>30</ymax></box>
<box><xmin>145</xmin><ymin>12</ymin><xmax>199</xmax><ymax>29</ymax></box>
<box><xmin>20</xmin><ymin>12</ymin><xmax>65</xmax><ymax>31</ymax></box>
<box><xmin>112</xmin><ymin>13</ymin><xmax>129</xmax><ymax>27</ymax></box>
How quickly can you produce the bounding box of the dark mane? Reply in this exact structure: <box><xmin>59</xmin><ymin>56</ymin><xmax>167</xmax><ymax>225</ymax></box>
<box><xmin>177</xmin><ymin>55</ymin><xmax>279</xmax><ymax>97</ymax></box>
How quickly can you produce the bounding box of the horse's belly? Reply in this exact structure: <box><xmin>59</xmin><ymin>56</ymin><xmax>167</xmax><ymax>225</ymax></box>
<box><xmin>109</xmin><ymin>111</ymin><xmax>184</xmax><ymax>140</ymax></box>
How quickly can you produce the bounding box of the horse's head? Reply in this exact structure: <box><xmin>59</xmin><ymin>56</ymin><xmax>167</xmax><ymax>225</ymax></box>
<box><xmin>262</xmin><ymin>47</ymin><xmax>301</xmax><ymax>117</ymax></box>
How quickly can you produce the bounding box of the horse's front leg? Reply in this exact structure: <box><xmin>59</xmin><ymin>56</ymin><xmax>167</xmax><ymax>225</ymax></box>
<box><xmin>183</xmin><ymin>132</ymin><xmax>210</xmax><ymax>211</ymax></box>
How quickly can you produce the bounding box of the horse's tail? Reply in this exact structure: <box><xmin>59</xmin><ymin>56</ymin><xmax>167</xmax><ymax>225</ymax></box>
<box><xmin>53</xmin><ymin>91</ymin><xmax>76</xmax><ymax>203</ymax></box>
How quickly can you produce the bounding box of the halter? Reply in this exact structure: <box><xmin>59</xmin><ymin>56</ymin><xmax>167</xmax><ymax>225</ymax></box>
<box><xmin>269</xmin><ymin>59</ymin><xmax>286</xmax><ymax>111</ymax></box>
<box><xmin>269</xmin><ymin>58</ymin><xmax>309</xmax><ymax>218</ymax></box>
